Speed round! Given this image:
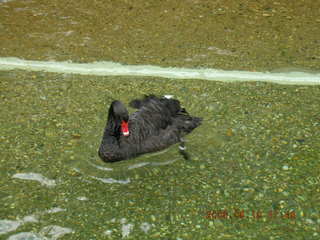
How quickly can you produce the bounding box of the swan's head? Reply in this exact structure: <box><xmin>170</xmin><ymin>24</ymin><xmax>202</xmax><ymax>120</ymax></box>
<box><xmin>109</xmin><ymin>100</ymin><xmax>130</xmax><ymax>137</ymax></box>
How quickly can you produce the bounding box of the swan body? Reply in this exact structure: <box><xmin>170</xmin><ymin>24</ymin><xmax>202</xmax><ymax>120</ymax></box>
<box><xmin>98</xmin><ymin>95</ymin><xmax>202</xmax><ymax>162</ymax></box>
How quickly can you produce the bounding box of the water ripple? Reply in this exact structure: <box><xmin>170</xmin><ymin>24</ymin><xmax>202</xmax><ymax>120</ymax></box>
<box><xmin>91</xmin><ymin>176</ymin><xmax>131</xmax><ymax>184</ymax></box>
<box><xmin>12</xmin><ymin>173</ymin><xmax>56</xmax><ymax>187</ymax></box>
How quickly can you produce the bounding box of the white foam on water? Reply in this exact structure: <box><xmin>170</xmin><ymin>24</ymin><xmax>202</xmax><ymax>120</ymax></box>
<box><xmin>0</xmin><ymin>57</ymin><xmax>319</xmax><ymax>85</ymax></box>
<box><xmin>12</xmin><ymin>173</ymin><xmax>56</xmax><ymax>187</ymax></box>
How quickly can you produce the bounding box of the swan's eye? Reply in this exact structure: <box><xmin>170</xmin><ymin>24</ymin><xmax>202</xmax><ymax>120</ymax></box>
<box><xmin>121</xmin><ymin>120</ymin><xmax>129</xmax><ymax>136</ymax></box>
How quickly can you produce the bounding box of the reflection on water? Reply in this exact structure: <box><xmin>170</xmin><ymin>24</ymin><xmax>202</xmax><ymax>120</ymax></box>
<box><xmin>0</xmin><ymin>220</ymin><xmax>21</xmax><ymax>235</ymax></box>
<box><xmin>103</xmin><ymin>218</ymin><xmax>153</xmax><ymax>238</ymax></box>
<box><xmin>87</xmin><ymin>162</ymin><xmax>113</xmax><ymax>171</ymax></box>
<box><xmin>127</xmin><ymin>159</ymin><xmax>179</xmax><ymax>170</ymax></box>
<box><xmin>39</xmin><ymin>225</ymin><xmax>74</xmax><ymax>240</ymax></box>
<box><xmin>71</xmin><ymin>167</ymin><xmax>131</xmax><ymax>184</ymax></box>
<box><xmin>140</xmin><ymin>222</ymin><xmax>152</xmax><ymax>233</ymax></box>
<box><xmin>7</xmin><ymin>225</ymin><xmax>74</xmax><ymax>240</ymax></box>
<box><xmin>127</xmin><ymin>162</ymin><xmax>150</xmax><ymax>170</ymax></box>
<box><xmin>75</xmin><ymin>196</ymin><xmax>88</xmax><ymax>201</ymax></box>
<box><xmin>7</xmin><ymin>232</ymin><xmax>45</xmax><ymax>240</ymax></box>
<box><xmin>0</xmin><ymin>214</ymin><xmax>154</xmax><ymax>239</ymax></box>
<box><xmin>120</xmin><ymin>218</ymin><xmax>134</xmax><ymax>238</ymax></box>
<box><xmin>12</xmin><ymin>173</ymin><xmax>56</xmax><ymax>187</ymax></box>
<box><xmin>90</xmin><ymin>176</ymin><xmax>131</xmax><ymax>185</ymax></box>
<box><xmin>0</xmin><ymin>208</ymin><xmax>67</xmax><ymax>238</ymax></box>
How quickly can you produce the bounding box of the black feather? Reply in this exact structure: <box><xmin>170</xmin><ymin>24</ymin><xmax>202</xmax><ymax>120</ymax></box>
<box><xmin>98</xmin><ymin>95</ymin><xmax>202</xmax><ymax>162</ymax></box>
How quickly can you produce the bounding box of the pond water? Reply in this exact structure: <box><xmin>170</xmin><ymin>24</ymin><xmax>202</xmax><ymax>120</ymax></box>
<box><xmin>1</xmin><ymin>0</ymin><xmax>320</xmax><ymax>239</ymax></box>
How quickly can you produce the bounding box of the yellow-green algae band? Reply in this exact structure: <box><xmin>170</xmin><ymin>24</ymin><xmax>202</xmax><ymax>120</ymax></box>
<box><xmin>1</xmin><ymin>57</ymin><xmax>319</xmax><ymax>85</ymax></box>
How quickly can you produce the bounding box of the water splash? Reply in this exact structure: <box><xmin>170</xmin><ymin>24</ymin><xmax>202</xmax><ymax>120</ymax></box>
<box><xmin>0</xmin><ymin>57</ymin><xmax>319</xmax><ymax>85</ymax></box>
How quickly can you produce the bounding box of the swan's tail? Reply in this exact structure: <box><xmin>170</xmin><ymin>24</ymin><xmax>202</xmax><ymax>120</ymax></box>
<box><xmin>177</xmin><ymin>115</ymin><xmax>201</xmax><ymax>160</ymax></box>
<box><xmin>179</xmin><ymin>137</ymin><xmax>190</xmax><ymax>160</ymax></box>
<box><xmin>176</xmin><ymin>115</ymin><xmax>202</xmax><ymax>134</ymax></box>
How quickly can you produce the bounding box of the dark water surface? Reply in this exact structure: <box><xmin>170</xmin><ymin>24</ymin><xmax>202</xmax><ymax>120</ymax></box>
<box><xmin>0</xmin><ymin>0</ymin><xmax>320</xmax><ymax>239</ymax></box>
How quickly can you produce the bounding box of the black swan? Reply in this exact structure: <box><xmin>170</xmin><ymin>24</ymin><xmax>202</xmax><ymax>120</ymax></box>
<box><xmin>98</xmin><ymin>95</ymin><xmax>202</xmax><ymax>162</ymax></box>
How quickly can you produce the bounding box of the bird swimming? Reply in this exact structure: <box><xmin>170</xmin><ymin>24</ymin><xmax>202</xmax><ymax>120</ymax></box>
<box><xmin>98</xmin><ymin>95</ymin><xmax>202</xmax><ymax>162</ymax></box>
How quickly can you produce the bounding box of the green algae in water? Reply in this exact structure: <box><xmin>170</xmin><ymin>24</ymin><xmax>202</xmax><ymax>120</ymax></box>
<box><xmin>1</xmin><ymin>70</ymin><xmax>320</xmax><ymax>239</ymax></box>
<box><xmin>1</xmin><ymin>0</ymin><xmax>320</xmax><ymax>71</ymax></box>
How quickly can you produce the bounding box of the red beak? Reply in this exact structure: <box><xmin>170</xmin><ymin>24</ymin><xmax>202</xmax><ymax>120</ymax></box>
<box><xmin>121</xmin><ymin>120</ymin><xmax>129</xmax><ymax>136</ymax></box>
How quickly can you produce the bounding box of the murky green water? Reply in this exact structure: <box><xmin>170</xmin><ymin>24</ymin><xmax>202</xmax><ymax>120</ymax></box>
<box><xmin>1</xmin><ymin>71</ymin><xmax>319</xmax><ymax>239</ymax></box>
<box><xmin>1</xmin><ymin>0</ymin><xmax>320</xmax><ymax>70</ymax></box>
<box><xmin>1</xmin><ymin>0</ymin><xmax>320</xmax><ymax>239</ymax></box>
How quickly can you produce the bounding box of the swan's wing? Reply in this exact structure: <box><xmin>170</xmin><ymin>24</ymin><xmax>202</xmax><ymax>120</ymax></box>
<box><xmin>128</xmin><ymin>96</ymin><xmax>181</xmax><ymax>140</ymax></box>
<box><xmin>130</xmin><ymin>95</ymin><xmax>182</xmax><ymax>115</ymax></box>
<box><xmin>139</xmin><ymin>125</ymin><xmax>180</xmax><ymax>153</ymax></box>
<box><xmin>131</xmin><ymin>99</ymin><xmax>172</xmax><ymax>132</ymax></box>
<box><xmin>124</xmin><ymin>95</ymin><xmax>202</xmax><ymax>155</ymax></box>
